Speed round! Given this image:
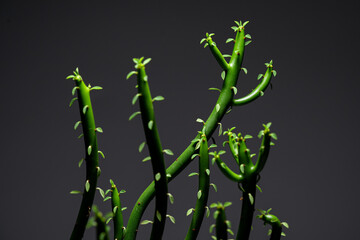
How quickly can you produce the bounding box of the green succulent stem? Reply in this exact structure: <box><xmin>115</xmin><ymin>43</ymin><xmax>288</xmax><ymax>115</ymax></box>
<box><xmin>232</xmin><ymin>65</ymin><xmax>273</xmax><ymax>106</ymax></box>
<box><xmin>270</xmin><ymin>224</ymin><xmax>282</xmax><ymax>240</ymax></box>
<box><xmin>207</xmin><ymin>37</ymin><xmax>229</xmax><ymax>71</ymax></box>
<box><xmin>215</xmin><ymin>205</ymin><xmax>228</xmax><ymax>240</ymax></box>
<box><xmin>214</xmin><ymin>155</ymin><xmax>243</xmax><ymax>182</ymax></box>
<box><xmin>93</xmin><ymin>206</ymin><xmax>110</xmax><ymax>240</ymax></box>
<box><xmin>111</xmin><ymin>182</ymin><xmax>124</xmax><ymax>240</ymax></box>
<box><xmin>236</xmin><ymin>176</ymin><xmax>257</xmax><ymax>240</ymax></box>
<box><xmin>251</xmin><ymin>128</ymin><xmax>271</xmax><ymax>175</ymax></box>
<box><xmin>70</xmin><ymin>71</ymin><xmax>100</xmax><ymax>240</ymax></box>
<box><xmin>185</xmin><ymin>134</ymin><xmax>210</xmax><ymax>239</ymax></box>
<box><xmin>226</xmin><ymin>133</ymin><xmax>239</xmax><ymax>164</ymax></box>
<box><xmin>258</xmin><ymin>212</ymin><xmax>284</xmax><ymax>240</ymax></box>
<box><xmin>136</xmin><ymin>65</ymin><xmax>168</xmax><ymax>240</ymax></box>
<box><xmin>125</xmin><ymin>24</ymin><xmax>258</xmax><ymax>240</ymax></box>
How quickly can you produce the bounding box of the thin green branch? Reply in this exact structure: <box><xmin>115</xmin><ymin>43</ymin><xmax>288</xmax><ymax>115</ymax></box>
<box><xmin>68</xmin><ymin>69</ymin><xmax>100</xmax><ymax>240</ymax></box>
<box><xmin>214</xmin><ymin>155</ymin><xmax>243</xmax><ymax>182</ymax></box>
<box><xmin>110</xmin><ymin>180</ymin><xmax>124</xmax><ymax>240</ymax></box>
<box><xmin>232</xmin><ymin>63</ymin><xmax>273</xmax><ymax>106</ymax></box>
<box><xmin>135</xmin><ymin>59</ymin><xmax>168</xmax><ymax>240</ymax></box>
<box><xmin>185</xmin><ymin>134</ymin><xmax>210</xmax><ymax>239</ymax></box>
<box><xmin>201</xmin><ymin>33</ymin><xmax>229</xmax><ymax>71</ymax></box>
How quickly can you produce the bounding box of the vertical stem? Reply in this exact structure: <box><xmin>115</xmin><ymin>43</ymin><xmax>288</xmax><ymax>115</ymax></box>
<box><xmin>215</xmin><ymin>206</ymin><xmax>228</xmax><ymax>240</ymax></box>
<box><xmin>70</xmin><ymin>74</ymin><xmax>100</xmax><ymax>240</ymax></box>
<box><xmin>236</xmin><ymin>175</ymin><xmax>257</xmax><ymax>240</ymax></box>
<box><xmin>137</xmin><ymin>66</ymin><xmax>168</xmax><ymax>240</ymax></box>
<box><xmin>270</xmin><ymin>225</ymin><xmax>282</xmax><ymax>240</ymax></box>
<box><xmin>111</xmin><ymin>183</ymin><xmax>124</xmax><ymax>240</ymax></box>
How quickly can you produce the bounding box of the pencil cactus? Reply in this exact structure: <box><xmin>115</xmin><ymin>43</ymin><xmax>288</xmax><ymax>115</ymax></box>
<box><xmin>66</xmin><ymin>20</ymin><xmax>288</xmax><ymax>240</ymax></box>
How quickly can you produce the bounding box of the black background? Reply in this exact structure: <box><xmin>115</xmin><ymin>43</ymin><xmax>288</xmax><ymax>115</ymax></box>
<box><xmin>1</xmin><ymin>0</ymin><xmax>360</xmax><ymax>239</ymax></box>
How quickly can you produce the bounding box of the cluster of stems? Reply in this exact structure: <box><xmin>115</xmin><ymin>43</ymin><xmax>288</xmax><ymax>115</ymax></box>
<box><xmin>66</xmin><ymin>20</ymin><xmax>288</xmax><ymax>240</ymax></box>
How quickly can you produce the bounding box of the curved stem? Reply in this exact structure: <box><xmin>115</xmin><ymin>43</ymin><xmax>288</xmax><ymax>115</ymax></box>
<box><xmin>207</xmin><ymin>38</ymin><xmax>229</xmax><ymax>71</ymax></box>
<box><xmin>70</xmin><ymin>71</ymin><xmax>100</xmax><ymax>240</ymax></box>
<box><xmin>137</xmin><ymin>66</ymin><xmax>168</xmax><ymax>240</ymax></box>
<box><xmin>232</xmin><ymin>66</ymin><xmax>273</xmax><ymax>106</ymax></box>
<box><xmin>185</xmin><ymin>134</ymin><xmax>210</xmax><ymax>239</ymax></box>
<box><xmin>125</xmin><ymin>28</ymin><xmax>246</xmax><ymax>240</ymax></box>
<box><xmin>111</xmin><ymin>182</ymin><xmax>124</xmax><ymax>240</ymax></box>
<box><xmin>214</xmin><ymin>156</ymin><xmax>243</xmax><ymax>182</ymax></box>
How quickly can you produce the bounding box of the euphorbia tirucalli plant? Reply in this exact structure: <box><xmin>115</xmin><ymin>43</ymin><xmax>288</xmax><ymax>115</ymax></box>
<box><xmin>66</xmin><ymin>20</ymin><xmax>289</xmax><ymax>240</ymax></box>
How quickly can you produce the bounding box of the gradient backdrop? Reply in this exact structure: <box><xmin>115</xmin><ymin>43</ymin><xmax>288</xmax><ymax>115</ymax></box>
<box><xmin>1</xmin><ymin>0</ymin><xmax>360</xmax><ymax>239</ymax></box>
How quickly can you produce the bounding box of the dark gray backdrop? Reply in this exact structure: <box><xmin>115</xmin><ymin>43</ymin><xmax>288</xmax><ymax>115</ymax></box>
<box><xmin>1</xmin><ymin>0</ymin><xmax>359</xmax><ymax>239</ymax></box>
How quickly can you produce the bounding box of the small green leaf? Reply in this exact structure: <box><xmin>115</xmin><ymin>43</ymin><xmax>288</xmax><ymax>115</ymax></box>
<box><xmin>242</xmin><ymin>21</ymin><xmax>249</xmax><ymax>27</ymax></box>
<box><xmin>281</xmin><ymin>232</ymin><xmax>286</xmax><ymax>237</ymax></box>
<box><xmin>163</xmin><ymin>149</ymin><xmax>174</xmax><ymax>155</ymax></box>
<box><xmin>231</xmin><ymin>26</ymin><xmax>238</xmax><ymax>31</ymax></box>
<box><xmin>85</xmin><ymin>180</ymin><xmax>90</xmax><ymax>192</ymax></box>
<box><xmin>218</xmin><ymin>122</ymin><xmax>223</xmax><ymax>136</ymax></box>
<box><xmin>69</xmin><ymin>97</ymin><xmax>77</xmax><ymax>107</ymax></box>
<box><xmin>167</xmin><ymin>214</ymin><xmax>176</xmax><ymax>224</ymax></box>
<box><xmin>227</xmin><ymin>229</ymin><xmax>234</xmax><ymax>235</ymax></box>
<box><xmin>126</xmin><ymin>71</ymin><xmax>137</xmax><ymax>79</ymax></box>
<box><xmin>132</xmin><ymin>93</ymin><xmax>141</xmax><ymax>105</ymax></box>
<box><xmin>240</xmin><ymin>164</ymin><xmax>245</xmax><ymax>174</ymax></box>
<box><xmin>186</xmin><ymin>208</ymin><xmax>194</xmax><ymax>216</ymax></box>
<box><xmin>257</xmin><ymin>74</ymin><xmax>264</xmax><ymax>80</ymax></box>
<box><xmin>256</xmin><ymin>184</ymin><xmax>262</xmax><ymax>193</ymax></box>
<box><xmin>270</xmin><ymin>133</ymin><xmax>278</xmax><ymax>140</ymax></box>
<box><xmin>143</xmin><ymin>58</ymin><xmax>152</xmax><ymax>65</ymax></box>
<box><xmin>155</xmin><ymin>173</ymin><xmax>161</xmax><ymax>181</ymax></box>
<box><xmin>242</xmin><ymin>68</ymin><xmax>248</xmax><ymax>74</ymax></box>
<box><xmin>282</xmin><ymin>222</ymin><xmax>289</xmax><ymax>228</ymax></box>
<box><xmin>82</xmin><ymin>105</ymin><xmax>89</xmax><ymax>114</ymax></box>
<box><xmin>120</xmin><ymin>189</ymin><xmax>126</xmax><ymax>194</ymax></box>
<box><xmin>148</xmin><ymin>120</ymin><xmax>154</xmax><ymax>130</ymax></box>
<box><xmin>188</xmin><ymin>172</ymin><xmax>199</xmax><ymax>177</ymax></box>
<box><xmin>96</xmin><ymin>167</ymin><xmax>101</xmax><ymax>177</ymax></box>
<box><xmin>248</xmin><ymin>193</ymin><xmax>254</xmax><ymax>205</ymax></box>
<box><xmin>106</xmin><ymin>218</ymin><xmax>112</xmax><ymax>224</ymax></box>
<box><xmin>155</xmin><ymin>210</ymin><xmax>162</xmax><ymax>222</ymax></box>
<box><xmin>72</xmin><ymin>86</ymin><xmax>78</xmax><ymax>96</ymax></box>
<box><xmin>77</xmin><ymin>133</ymin><xmax>84</xmax><ymax>139</ymax></box>
<box><xmin>97</xmin><ymin>187</ymin><xmax>105</xmax><ymax>198</ymax></box>
<box><xmin>197</xmin><ymin>203</ymin><xmax>207</xmax><ymax>217</ymax></box>
<box><xmin>205</xmin><ymin>169</ymin><xmax>210</xmax><ymax>176</ymax></box>
<box><xmin>223</xmin><ymin>54</ymin><xmax>232</xmax><ymax>58</ymax></box>
<box><xmin>210</xmin><ymin>183</ymin><xmax>217</xmax><ymax>192</ymax></box>
<box><xmin>66</xmin><ymin>75</ymin><xmax>75</xmax><ymax>80</ymax></box>
<box><xmin>231</xmin><ymin>86</ymin><xmax>238</xmax><ymax>95</ymax></box>
<box><xmin>153</xmin><ymin>96</ymin><xmax>165</xmax><ymax>102</ymax></box>
<box><xmin>216</xmin><ymin>104</ymin><xmax>220</xmax><ymax>113</ymax></box>
<box><xmin>268</xmin><ymin>229</ymin><xmax>272</xmax><ymax>236</ymax></box>
<box><xmin>87</xmin><ymin>145</ymin><xmax>92</xmax><ymax>155</ymax></box>
<box><xmin>191</xmin><ymin>154</ymin><xmax>199</xmax><ymax>160</ymax></box>
<box><xmin>103</xmin><ymin>196</ymin><xmax>111</xmax><ymax>202</ymax></box>
<box><xmin>133</xmin><ymin>58</ymin><xmax>139</xmax><ymax>64</ymax></box>
<box><xmin>140</xmin><ymin>220</ymin><xmax>153</xmax><ymax>225</ymax></box>
<box><xmin>167</xmin><ymin>193</ymin><xmax>174</xmax><ymax>204</ymax></box>
<box><xmin>121</xmin><ymin>207</ymin><xmax>127</xmax><ymax>211</ymax></box>
<box><xmin>272</xmin><ymin>70</ymin><xmax>277</xmax><ymax>77</ymax></box>
<box><xmin>226</xmin><ymin>38</ymin><xmax>234</xmax><ymax>43</ymax></box>
<box><xmin>260</xmin><ymin>91</ymin><xmax>264</xmax><ymax>96</ymax></box>
<box><xmin>78</xmin><ymin>158</ymin><xmax>84</xmax><ymax>168</ymax></box>
<box><xmin>221</xmin><ymin>71</ymin><xmax>225</xmax><ymax>80</ymax></box>
<box><xmin>105</xmin><ymin>189</ymin><xmax>111</xmax><ymax>195</ymax></box>
<box><xmin>139</xmin><ymin>142</ymin><xmax>146</xmax><ymax>152</ymax></box>
<box><xmin>245</xmin><ymin>34</ymin><xmax>252</xmax><ymax>39</ymax></box>
<box><xmin>70</xmin><ymin>190</ymin><xmax>82</xmax><ymax>195</ymax></box>
<box><xmin>200</xmin><ymin>38</ymin><xmax>206</xmax><ymax>44</ymax></box>
<box><xmin>197</xmin><ymin>190</ymin><xmax>202</xmax><ymax>199</ymax></box>
<box><xmin>95</xmin><ymin>127</ymin><xmax>103</xmax><ymax>133</ymax></box>
<box><xmin>210</xmin><ymin>203</ymin><xmax>218</xmax><ymax>208</ymax></box>
<box><xmin>142</xmin><ymin>156</ymin><xmax>151</xmax><ymax>162</ymax></box>
<box><xmin>224</xmin><ymin>202</ymin><xmax>232</xmax><ymax>207</ymax></box>
<box><xmin>74</xmin><ymin>121</ymin><xmax>81</xmax><ymax>130</ymax></box>
<box><xmin>196</xmin><ymin>118</ymin><xmax>204</xmax><ymax>124</ymax></box>
<box><xmin>266</xmin><ymin>122</ymin><xmax>272</xmax><ymax>128</ymax></box>
<box><xmin>244</xmin><ymin>135</ymin><xmax>253</xmax><ymax>139</ymax></box>
<box><xmin>90</xmin><ymin>86</ymin><xmax>103</xmax><ymax>91</ymax></box>
<box><xmin>208</xmin><ymin>87</ymin><xmax>221</xmax><ymax>92</ymax></box>
<box><xmin>245</xmin><ymin>40</ymin><xmax>252</xmax><ymax>46</ymax></box>
<box><xmin>209</xmin><ymin>224</ymin><xmax>215</xmax><ymax>233</ymax></box>
<box><xmin>98</xmin><ymin>151</ymin><xmax>105</xmax><ymax>159</ymax></box>
<box><xmin>113</xmin><ymin>206</ymin><xmax>118</xmax><ymax>214</ymax></box>
<box><xmin>109</xmin><ymin>179</ymin><xmax>114</xmax><ymax>186</ymax></box>
<box><xmin>129</xmin><ymin>111</ymin><xmax>141</xmax><ymax>121</ymax></box>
